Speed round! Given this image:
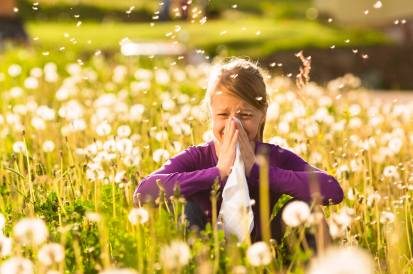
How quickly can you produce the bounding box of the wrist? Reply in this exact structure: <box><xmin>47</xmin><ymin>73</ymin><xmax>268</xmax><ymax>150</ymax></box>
<box><xmin>216</xmin><ymin>165</ymin><xmax>229</xmax><ymax>180</ymax></box>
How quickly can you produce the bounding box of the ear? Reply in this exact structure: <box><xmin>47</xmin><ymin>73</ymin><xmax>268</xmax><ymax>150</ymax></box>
<box><xmin>260</xmin><ymin>103</ymin><xmax>268</xmax><ymax>124</ymax></box>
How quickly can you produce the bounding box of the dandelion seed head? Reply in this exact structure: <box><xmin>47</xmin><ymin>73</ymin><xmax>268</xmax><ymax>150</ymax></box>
<box><xmin>282</xmin><ymin>201</ymin><xmax>310</xmax><ymax>227</ymax></box>
<box><xmin>38</xmin><ymin>243</ymin><xmax>65</xmax><ymax>266</ymax></box>
<box><xmin>246</xmin><ymin>242</ymin><xmax>272</xmax><ymax>266</ymax></box>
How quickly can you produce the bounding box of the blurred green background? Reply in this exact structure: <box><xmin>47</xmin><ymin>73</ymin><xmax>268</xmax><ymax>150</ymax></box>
<box><xmin>3</xmin><ymin>0</ymin><xmax>413</xmax><ymax>88</ymax></box>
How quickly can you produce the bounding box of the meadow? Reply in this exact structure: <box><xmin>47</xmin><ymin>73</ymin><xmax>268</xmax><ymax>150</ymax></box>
<box><xmin>0</xmin><ymin>46</ymin><xmax>412</xmax><ymax>274</ymax></box>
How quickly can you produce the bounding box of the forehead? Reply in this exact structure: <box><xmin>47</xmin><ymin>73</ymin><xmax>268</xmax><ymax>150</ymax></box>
<box><xmin>211</xmin><ymin>92</ymin><xmax>255</xmax><ymax>111</ymax></box>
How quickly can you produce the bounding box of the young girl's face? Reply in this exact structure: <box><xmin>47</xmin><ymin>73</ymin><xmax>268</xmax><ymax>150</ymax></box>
<box><xmin>210</xmin><ymin>86</ymin><xmax>267</xmax><ymax>145</ymax></box>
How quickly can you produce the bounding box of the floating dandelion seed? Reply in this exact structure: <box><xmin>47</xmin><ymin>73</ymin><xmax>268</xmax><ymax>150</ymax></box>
<box><xmin>216</xmin><ymin>91</ymin><xmax>223</xmax><ymax>95</ymax></box>
<box><xmin>152</xmin><ymin>16</ymin><xmax>159</xmax><ymax>20</ymax></box>
<box><xmin>74</xmin><ymin>15</ymin><xmax>79</xmax><ymax>18</ymax></box>
<box><xmin>330</xmin><ymin>45</ymin><xmax>335</xmax><ymax>49</ymax></box>
<box><xmin>178</xmin><ymin>56</ymin><xmax>184</xmax><ymax>59</ymax></box>
<box><xmin>166</xmin><ymin>32</ymin><xmax>172</xmax><ymax>37</ymax></box>
<box><xmin>277</xmin><ymin>63</ymin><xmax>283</xmax><ymax>66</ymax></box>
<box><xmin>200</xmin><ymin>17</ymin><xmax>207</xmax><ymax>24</ymax></box>
<box><xmin>77</xmin><ymin>21</ymin><xmax>82</xmax><ymax>27</ymax></box>
<box><xmin>365</xmin><ymin>10</ymin><xmax>369</xmax><ymax>14</ymax></box>
<box><xmin>287</xmin><ymin>73</ymin><xmax>292</xmax><ymax>77</ymax></box>
<box><xmin>256</xmin><ymin>31</ymin><xmax>261</xmax><ymax>35</ymax></box>
<box><xmin>352</xmin><ymin>49</ymin><xmax>358</xmax><ymax>53</ymax></box>
<box><xmin>220</xmin><ymin>30</ymin><xmax>227</xmax><ymax>35</ymax></box>
<box><xmin>64</xmin><ymin>33</ymin><xmax>69</xmax><ymax>37</ymax></box>
<box><xmin>345</xmin><ymin>39</ymin><xmax>350</xmax><ymax>43</ymax></box>
<box><xmin>33</xmin><ymin>37</ymin><xmax>38</xmax><ymax>40</ymax></box>
<box><xmin>373</xmin><ymin>1</ymin><xmax>382</xmax><ymax>8</ymax></box>
<box><xmin>362</xmin><ymin>54</ymin><xmax>369</xmax><ymax>59</ymax></box>
<box><xmin>150</xmin><ymin>22</ymin><xmax>155</xmax><ymax>27</ymax></box>
<box><xmin>232</xmin><ymin>5</ymin><xmax>237</xmax><ymax>8</ymax></box>
<box><xmin>402</xmin><ymin>19</ymin><xmax>406</xmax><ymax>24</ymax></box>
<box><xmin>296</xmin><ymin>74</ymin><xmax>301</xmax><ymax>78</ymax></box>
<box><xmin>394</xmin><ymin>20</ymin><xmax>399</xmax><ymax>24</ymax></box>
<box><xmin>295</xmin><ymin>52</ymin><xmax>301</xmax><ymax>57</ymax></box>
<box><xmin>13</xmin><ymin>7</ymin><xmax>18</xmax><ymax>12</ymax></box>
<box><xmin>60</xmin><ymin>47</ymin><xmax>65</xmax><ymax>50</ymax></box>
<box><xmin>328</xmin><ymin>18</ymin><xmax>333</xmax><ymax>22</ymax></box>
<box><xmin>230</xmin><ymin>74</ymin><xmax>238</xmax><ymax>79</ymax></box>
<box><xmin>336</xmin><ymin>94</ymin><xmax>342</xmax><ymax>99</ymax></box>
<box><xmin>33</xmin><ymin>7</ymin><xmax>38</xmax><ymax>10</ymax></box>
<box><xmin>42</xmin><ymin>52</ymin><xmax>49</xmax><ymax>55</ymax></box>
<box><xmin>95</xmin><ymin>50</ymin><xmax>101</xmax><ymax>55</ymax></box>
<box><xmin>256</xmin><ymin>97</ymin><xmax>263</xmax><ymax>101</ymax></box>
<box><xmin>270</xmin><ymin>62</ymin><xmax>276</xmax><ymax>67</ymax></box>
<box><xmin>339</xmin><ymin>84</ymin><xmax>344</xmax><ymax>88</ymax></box>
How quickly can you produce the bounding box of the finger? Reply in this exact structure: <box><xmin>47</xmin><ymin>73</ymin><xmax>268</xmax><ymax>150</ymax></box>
<box><xmin>229</xmin><ymin>120</ymin><xmax>236</xmax><ymax>140</ymax></box>
<box><xmin>224</xmin><ymin>119</ymin><xmax>230</xmax><ymax>145</ymax></box>
<box><xmin>230</xmin><ymin>129</ymin><xmax>239</xmax><ymax>149</ymax></box>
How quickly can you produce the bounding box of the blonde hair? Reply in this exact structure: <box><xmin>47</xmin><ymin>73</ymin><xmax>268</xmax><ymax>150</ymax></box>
<box><xmin>200</xmin><ymin>56</ymin><xmax>270</xmax><ymax>142</ymax></box>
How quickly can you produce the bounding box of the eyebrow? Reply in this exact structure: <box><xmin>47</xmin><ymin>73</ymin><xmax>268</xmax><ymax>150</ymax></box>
<box><xmin>216</xmin><ymin>107</ymin><xmax>254</xmax><ymax>112</ymax></box>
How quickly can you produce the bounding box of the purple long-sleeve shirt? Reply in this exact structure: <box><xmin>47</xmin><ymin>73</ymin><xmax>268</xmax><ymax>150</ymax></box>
<box><xmin>133</xmin><ymin>138</ymin><xmax>343</xmax><ymax>240</ymax></box>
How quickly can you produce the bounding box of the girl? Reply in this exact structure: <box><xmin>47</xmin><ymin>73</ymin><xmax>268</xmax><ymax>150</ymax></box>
<box><xmin>133</xmin><ymin>57</ymin><xmax>344</xmax><ymax>247</ymax></box>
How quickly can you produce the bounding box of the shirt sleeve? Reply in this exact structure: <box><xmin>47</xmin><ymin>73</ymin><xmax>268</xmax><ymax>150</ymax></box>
<box><xmin>246</xmin><ymin>145</ymin><xmax>343</xmax><ymax>206</ymax></box>
<box><xmin>133</xmin><ymin>146</ymin><xmax>222</xmax><ymax>206</ymax></box>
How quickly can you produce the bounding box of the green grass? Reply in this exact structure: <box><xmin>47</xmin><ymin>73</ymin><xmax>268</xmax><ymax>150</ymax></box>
<box><xmin>26</xmin><ymin>17</ymin><xmax>390</xmax><ymax>57</ymax></box>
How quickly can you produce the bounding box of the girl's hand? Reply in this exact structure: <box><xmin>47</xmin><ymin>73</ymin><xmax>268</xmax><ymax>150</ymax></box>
<box><xmin>235</xmin><ymin>121</ymin><xmax>257</xmax><ymax>178</ymax></box>
<box><xmin>216</xmin><ymin>117</ymin><xmax>239</xmax><ymax>179</ymax></box>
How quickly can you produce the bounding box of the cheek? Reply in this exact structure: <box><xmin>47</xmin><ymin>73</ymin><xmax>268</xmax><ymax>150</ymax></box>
<box><xmin>212</xmin><ymin>119</ymin><xmax>225</xmax><ymax>137</ymax></box>
<box><xmin>242</xmin><ymin>122</ymin><xmax>258</xmax><ymax>140</ymax></box>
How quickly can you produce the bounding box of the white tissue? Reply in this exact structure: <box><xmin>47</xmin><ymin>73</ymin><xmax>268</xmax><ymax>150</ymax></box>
<box><xmin>217</xmin><ymin>117</ymin><xmax>254</xmax><ymax>243</ymax></box>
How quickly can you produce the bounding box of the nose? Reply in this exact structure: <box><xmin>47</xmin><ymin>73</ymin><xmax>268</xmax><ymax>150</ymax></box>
<box><xmin>229</xmin><ymin>116</ymin><xmax>244</xmax><ymax>129</ymax></box>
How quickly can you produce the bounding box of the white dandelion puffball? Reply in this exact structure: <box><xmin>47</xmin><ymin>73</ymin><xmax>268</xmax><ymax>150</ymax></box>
<box><xmin>277</xmin><ymin>121</ymin><xmax>290</xmax><ymax>135</ymax></box>
<box><xmin>162</xmin><ymin>99</ymin><xmax>176</xmax><ymax>111</ymax></box>
<box><xmin>31</xmin><ymin>116</ymin><xmax>46</xmax><ymax>130</ymax></box>
<box><xmin>380</xmin><ymin>212</ymin><xmax>395</xmax><ymax>223</ymax></box>
<box><xmin>0</xmin><ymin>213</ymin><xmax>6</xmax><ymax>230</ymax></box>
<box><xmin>153</xmin><ymin>148</ymin><xmax>170</xmax><ymax>163</ymax></box>
<box><xmin>10</xmin><ymin>87</ymin><xmax>24</xmax><ymax>98</ymax></box>
<box><xmin>13</xmin><ymin>141</ymin><xmax>26</xmax><ymax>153</ymax></box>
<box><xmin>117</xmin><ymin>125</ymin><xmax>131</xmax><ymax>137</ymax></box>
<box><xmin>85</xmin><ymin>211</ymin><xmax>102</xmax><ymax>222</ymax></box>
<box><xmin>0</xmin><ymin>236</ymin><xmax>12</xmax><ymax>257</ymax></box>
<box><xmin>128</xmin><ymin>208</ymin><xmax>149</xmax><ymax>225</ymax></box>
<box><xmin>13</xmin><ymin>218</ymin><xmax>48</xmax><ymax>245</ymax></box>
<box><xmin>99</xmin><ymin>268</ymin><xmax>139</xmax><ymax>274</ymax></box>
<box><xmin>155</xmin><ymin>68</ymin><xmax>170</xmax><ymax>85</ymax></box>
<box><xmin>8</xmin><ymin>64</ymin><xmax>22</xmax><ymax>77</ymax></box>
<box><xmin>38</xmin><ymin>243</ymin><xmax>65</xmax><ymax>266</ymax></box>
<box><xmin>383</xmin><ymin>165</ymin><xmax>400</xmax><ymax>180</ymax></box>
<box><xmin>24</xmin><ymin>77</ymin><xmax>39</xmax><ymax>89</ymax></box>
<box><xmin>246</xmin><ymin>241</ymin><xmax>272</xmax><ymax>267</ymax></box>
<box><xmin>1</xmin><ymin>257</ymin><xmax>33</xmax><ymax>274</ymax></box>
<box><xmin>282</xmin><ymin>201</ymin><xmax>310</xmax><ymax>227</ymax></box>
<box><xmin>160</xmin><ymin>241</ymin><xmax>191</xmax><ymax>269</ymax></box>
<box><xmin>30</xmin><ymin>67</ymin><xmax>43</xmax><ymax>77</ymax></box>
<box><xmin>307</xmin><ymin>246</ymin><xmax>374</xmax><ymax>274</ymax></box>
<box><xmin>43</xmin><ymin>140</ymin><xmax>55</xmax><ymax>152</ymax></box>
<box><xmin>96</xmin><ymin>123</ymin><xmax>111</xmax><ymax>136</ymax></box>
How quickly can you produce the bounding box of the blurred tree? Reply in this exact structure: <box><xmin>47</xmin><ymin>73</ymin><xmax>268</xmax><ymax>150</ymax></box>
<box><xmin>0</xmin><ymin>0</ymin><xmax>28</xmax><ymax>47</ymax></box>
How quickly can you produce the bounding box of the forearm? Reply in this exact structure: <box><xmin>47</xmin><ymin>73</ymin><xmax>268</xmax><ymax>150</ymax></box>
<box><xmin>247</xmin><ymin>162</ymin><xmax>343</xmax><ymax>205</ymax></box>
<box><xmin>133</xmin><ymin>167</ymin><xmax>222</xmax><ymax>206</ymax></box>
